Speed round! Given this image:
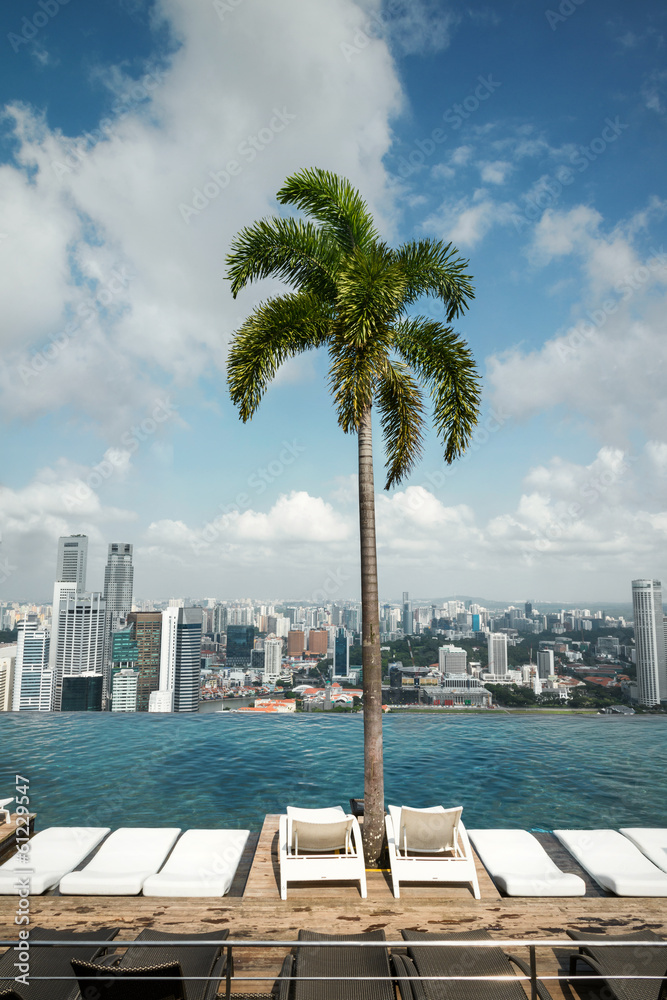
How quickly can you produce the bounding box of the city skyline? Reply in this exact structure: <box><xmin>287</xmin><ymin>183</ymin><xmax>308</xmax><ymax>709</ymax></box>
<box><xmin>0</xmin><ymin>1</ymin><xmax>666</xmax><ymax>602</ymax></box>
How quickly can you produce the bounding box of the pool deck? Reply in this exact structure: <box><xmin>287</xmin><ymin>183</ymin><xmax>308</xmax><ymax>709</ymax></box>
<box><xmin>1</xmin><ymin>815</ymin><xmax>666</xmax><ymax>996</ymax></box>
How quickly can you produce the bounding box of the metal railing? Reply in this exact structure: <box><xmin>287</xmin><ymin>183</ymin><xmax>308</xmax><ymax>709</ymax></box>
<box><xmin>1</xmin><ymin>935</ymin><xmax>666</xmax><ymax>999</ymax></box>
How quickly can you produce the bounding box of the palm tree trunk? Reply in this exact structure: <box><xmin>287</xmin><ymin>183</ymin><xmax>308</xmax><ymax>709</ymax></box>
<box><xmin>357</xmin><ymin>403</ymin><xmax>384</xmax><ymax>866</ymax></box>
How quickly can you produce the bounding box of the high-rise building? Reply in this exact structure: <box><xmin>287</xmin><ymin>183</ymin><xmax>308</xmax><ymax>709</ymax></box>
<box><xmin>537</xmin><ymin>649</ymin><xmax>554</xmax><ymax>679</ymax></box>
<box><xmin>103</xmin><ymin>543</ymin><xmax>134</xmax><ymax>702</ymax></box>
<box><xmin>127</xmin><ymin>612</ymin><xmax>162</xmax><ymax>711</ymax></box>
<box><xmin>632</xmin><ymin>579</ymin><xmax>667</xmax><ymax>706</ymax></box>
<box><xmin>53</xmin><ymin>592</ymin><xmax>106</xmax><ymax>710</ymax></box>
<box><xmin>333</xmin><ymin>627</ymin><xmax>350</xmax><ymax>677</ymax></box>
<box><xmin>226</xmin><ymin>625</ymin><xmax>255</xmax><ymax>666</ymax></box>
<box><xmin>487</xmin><ymin>633</ymin><xmax>508</xmax><ymax>677</ymax></box>
<box><xmin>402</xmin><ymin>592</ymin><xmax>413</xmax><ymax>635</ymax></box>
<box><xmin>158</xmin><ymin>607</ymin><xmax>202</xmax><ymax>713</ymax></box>
<box><xmin>12</xmin><ymin>619</ymin><xmax>53</xmax><ymax>712</ymax></box>
<box><xmin>438</xmin><ymin>644</ymin><xmax>467</xmax><ymax>673</ymax></box>
<box><xmin>56</xmin><ymin>535</ymin><xmax>88</xmax><ymax>588</ymax></box>
<box><xmin>525</xmin><ymin>601</ymin><xmax>533</xmax><ymax>617</ymax></box>
<box><xmin>0</xmin><ymin>643</ymin><xmax>17</xmax><ymax>711</ymax></box>
<box><xmin>307</xmin><ymin>629</ymin><xmax>329</xmax><ymax>656</ymax></box>
<box><xmin>263</xmin><ymin>638</ymin><xmax>282</xmax><ymax>682</ymax></box>
<box><xmin>287</xmin><ymin>629</ymin><xmax>305</xmax><ymax>656</ymax></box>
<box><xmin>111</xmin><ymin>669</ymin><xmax>138</xmax><ymax>712</ymax></box>
<box><xmin>61</xmin><ymin>672</ymin><xmax>103</xmax><ymax>711</ymax></box>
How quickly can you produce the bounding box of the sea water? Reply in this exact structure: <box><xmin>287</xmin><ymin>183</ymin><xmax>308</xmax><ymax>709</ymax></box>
<box><xmin>0</xmin><ymin>711</ymin><xmax>665</xmax><ymax>832</ymax></box>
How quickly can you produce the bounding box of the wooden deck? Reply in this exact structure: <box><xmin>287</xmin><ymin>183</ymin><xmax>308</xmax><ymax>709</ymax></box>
<box><xmin>0</xmin><ymin>814</ymin><xmax>35</xmax><ymax>864</ymax></box>
<box><xmin>1</xmin><ymin>816</ymin><xmax>666</xmax><ymax>996</ymax></box>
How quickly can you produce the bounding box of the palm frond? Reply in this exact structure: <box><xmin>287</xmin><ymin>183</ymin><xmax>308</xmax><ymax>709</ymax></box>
<box><xmin>326</xmin><ymin>335</ymin><xmax>382</xmax><ymax>433</ymax></box>
<box><xmin>375</xmin><ymin>359</ymin><xmax>426</xmax><ymax>489</ymax></box>
<box><xmin>225</xmin><ymin>217</ymin><xmax>340</xmax><ymax>299</ymax></box>
<box><xmin>395</xmin><ymin>316</ymin><xmax>481</xmax><ymax>463</ymax></box>
<box><xmin>336</xmin><ymin>245</ymin><xmax>406</xmax><ymax>349</ymax></box>
<box><xmin>227</xmin><ymin>292</ymin><xmax>331</xmax><ymax>421</ymax></box>
<box><xmin>394</xmin><ymin>239</ymin><xmax>475</xmax><ymax>321</ymax></box>
<box><xmin>277</xmin><ymin>167</ymin><xmax>379</xmax><ymax>253</ymax></box>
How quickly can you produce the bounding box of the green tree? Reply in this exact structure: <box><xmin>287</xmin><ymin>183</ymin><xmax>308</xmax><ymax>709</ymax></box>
<box><xmin>225</xmin><ymin>167</ymin><xmax>480</xmax><ymax>863</ymax></box>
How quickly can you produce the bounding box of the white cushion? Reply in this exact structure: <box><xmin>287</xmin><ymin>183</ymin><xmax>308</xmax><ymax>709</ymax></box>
<box><xmin>143</xmin><ymin>829</ymin><xmax>249</xmax><ymax>897</ymax></box>
<box><xmin>554</xmin><ymin>829</ymin><xmax>667</xmax><ymax>896</ymax></box>
<box><xmin>469</xmin><ymin>829</ymin><xmax>585</xmax><ymax>896</ymax></box>
<box><xmin>59</xmin><ymin>828</ymin><xmax>181</xmax><ymax>895</ymax></box>
<box><xmin>619</xmin><ymin>829</ymin><xmax>667</xmax><ymax>874</ymax></box>
<box><xmin>0</xmin><ymin>827</ymin><xmax>110</xmax><ymax>895</ymax></box>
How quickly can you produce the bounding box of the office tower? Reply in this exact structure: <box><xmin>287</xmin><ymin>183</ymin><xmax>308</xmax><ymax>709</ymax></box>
<box><xmin>127</xmin><ymin>612</ymin><xmax>162</xmax><ymax>711</ymax></box>
<box><xmin>632</xmin><ymin>579</ymin><xmax>667</xmax><ymax>706</ymax></box>
<box><xmin>111</xmin><ymin>669</ymin><xmax>138</xmax><ymax>711</ymax></box>
<box><xmin>251</xmin><ymin>648</ymin><xmax>265</xmax><ymax>673</ymax></box>
<box><xmin>157</xmin><ymin>607</ymin><xmax>202</xmax><ymax>713</ymax></box>
<box><xmin>388</xmin><ymin>608</ymin><xmax>401</xmax><ymax>633</ymax></box>
<box><xmin>213</xmin><ymin>604</ymin><xmax>228</xmax><ymax>634</ymax></box>
<box><xmin>308</xmin><ymin>629</ymin><xmax>329</xmax><ymax>656</ymax></box>
<box><xmin>344</xmin><ymin>607</ymin><xmax>359</xmax><ymax>632</ymax></box>
<box><xmin>263</xmin><ymin>638</ymin><xmax>282</xmax><ymax>682</ymax></box>
<box><xmin>438</xmin><ymin>644</ymin><xmax>467</xmax><ymax>673</ymax></box>
<box><xmin>402</xmin><ymin>592</ymin><xmax>413</xmax><ymax>635</ymax></box>
<box><xmin>61</xmin><ymin>673</ymin><xmax>103</xmax><ymax>711</ymax></box>
<box><xmin>53</xmin><ymin>592</ymin><xmax>106</xmax><ymax>710</ymax></box>
<box><xmin>287</xmin><ymin>629</ymin><xmax>305</xmax><ymax>656</ymax></box>
<box><xmin>12</xmin><ymin>619</ymin><xmax>53</xmax><ymax>711</ymax></box>
<box><xmin>226</xmin><ymin>624</ymin><xmax>255</xmax><ymax>666</ymax></box>
<box><xmin>103</xmin><ymin>543</ymin><xmax>134</xmax><ymax>628</ymax></box>
<box><xmin>487</xmin><ymin>633</ymin><xmax>508</xmax><ymax>676</ymax></box>
<box><xmin>333</xmin><ymin>627</ymin><xmax>350</xmax><ymax>677</ymax></box>
<box><xmin>537</xmin><ymin>649</ymin><xmax>554</xmax><ymax>679</ymax></box>
<box><xmin>525</xmin><ymin>601</ymin><xmax>533</xmax><ymax>617</ymax></box>
<box><xmin>56</xmin><ymin>535</ymin><xmax>88</xmax><ymax>588</ymax></box>
<box><xmin>0</xmin><ymin>643</ymin><xmax>16</xmax><ymax>711</ymax></box>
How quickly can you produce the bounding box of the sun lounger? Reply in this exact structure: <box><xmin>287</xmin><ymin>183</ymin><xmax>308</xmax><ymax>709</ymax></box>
<box><xmin>386</xmin><ymin>804</ymin><xmax>480</xmax><ymax>899</ymax></box>
<box><xmin>274</xmin><ymin>929</ymin><xmax>395</xmax><ymax>1000</ymax></box>
<box><xmin>142</xmin><ymin>828</ymin><xmax>249</xmax><ymax>896</ymax></box>
<box><xmin>554</xmin><ymin>829</ymin><xmax>667</xmax><ymax>896</ymax></box>
<box><xmin>279</xmin><ymin>806</ymin><xmax>367</xmax><ymax>900</ymax></box>
<box><xmin>0</xmin><ymin>925</ymin><xmax>119</xmax><ymax>1000</ymax></box>
<box><xmin>468</xmin><ymin>829</ymin><xmax>586</xmax><ymax>896</ymax></box>
<box><xmin>0</xmin><ymin>827</ymin><xmax>110</xmax><ymax>895</ymax></box>
<box><xmin>59</xmin><ymin>827</ymin><xmax>180</xmax><ymax>895</ymax></box>
<box><xmin>567</xmin><ymin>928</ymin><xmax>667</xmax><ymax>1000</ymax></box>
<box><xmin>70</xmin><ymin>927</ymin><xmax>229</xmax><ymax>1000</ymax></box>
<box><xmin>620</xmin><ymin>828</ymin><xmax>667</xmax><ymax>874</ymax></box>
<box><xmin>395</xmin><ymin>928</ymin><xmax>555</xmax><ymax>1000</ymax></box>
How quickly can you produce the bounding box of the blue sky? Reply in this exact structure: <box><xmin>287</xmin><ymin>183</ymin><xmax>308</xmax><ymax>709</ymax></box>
<box><xmin>0</xmin><ymin>0</ymin><xmax>666</xmax><ymax>604</ymax></box>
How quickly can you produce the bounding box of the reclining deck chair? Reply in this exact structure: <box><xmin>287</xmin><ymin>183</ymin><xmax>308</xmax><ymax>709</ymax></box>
<box><xmin>0</xmin><ymin>827</ymin><xmax>111</xmax><ymax>895</ymax></box>
<box><xmin>394</xmin><ymin>928</ymin><xmax>555</xmax><ymax>1000</ymax></box>
<box><xmin>468</xmin><ymin>829</ymin><xmax>586</xmax><ymax>896</ymax></box>
<box><xmin>567</xmin><ymin>928</ymin><xmax>667</xmax><ymax>1000</ymax></box>
<box><xmin>386</xmin><ymin>805</ymin><xmax>480</xmax><ymax>899</ymax></box>
<box><xmin>278</xmin><ymin>806</ymin><xmax>367</xmax><ymax>900</ymax></box>
<box><xmin>0</xmin><ymin>925</ymin><xmax>119</xmax><ymax>1000</ymax></box>
<box><xmin>274</xmin><ymin>929</ymin><xmax>395</xmax><ymax>1000</ymax></box>
<box><xmin>59</xmin><ymin>827</ymin><xmax>181</xmax><ymax>895</ymax></box>
<box><xmin>554</xmin><ymin>829</ymin><xmax>667</xmax><ymax>896</ymax></box>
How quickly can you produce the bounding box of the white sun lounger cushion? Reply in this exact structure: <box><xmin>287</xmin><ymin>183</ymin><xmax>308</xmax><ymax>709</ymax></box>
<box><xmin>620</xmin><ymin>828</ymin><xmax>667</xmax><ymax>874</ymax></box>
<box><xmin>0</xmin><ymin>827</ymin><xmax>111</xmax><ymax>895</ymax></box>
<box><xmin>59</xmin><ymin>827</ymin><xmax>181</xmax><ymax>895</ymax></box>
<box><xmin>468</xmin><ymin>829</ymin><xmax>586</xmax><ymax>896</ymax></box>
<box><xmin>142</xmin><ymin>829</ymin><xmax>250</xmax><ymax>896</ymax></box>
<box><xmin>554</xmin><ymin>829</ymin><xmax>667</xmax><ymax>896</ymax></box>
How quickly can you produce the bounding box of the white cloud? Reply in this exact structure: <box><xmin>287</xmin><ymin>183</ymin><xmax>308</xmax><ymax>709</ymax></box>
<box><xmin>479</xmin><ymin>159</ymin><xmax>512</xmax><ymax>184</ymax></box>
<box><xmin>423</xmin><ymin>190</ymin><xmax>515</xmax><ymax>247</ymax></box>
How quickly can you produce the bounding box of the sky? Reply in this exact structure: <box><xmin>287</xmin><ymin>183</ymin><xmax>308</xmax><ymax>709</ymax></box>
<box><xmin>0</xmin><ymin>0</ymin><xmax>666</xmax><ymax>606</ymax></box>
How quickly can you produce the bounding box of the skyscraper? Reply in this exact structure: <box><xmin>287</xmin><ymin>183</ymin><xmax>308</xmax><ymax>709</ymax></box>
<box><xmin>53</xmin><ymin>592</ymin><xmax>106</xmax><ymax>710</ymax></box>
<box><xmin>56</xmin><ymin>535</ymin><xmax>88</xmax><ymax>588</ymax></box>
<box><xmin>157</xmin><ymin>607</ymin><xmax>202</xmax><ymax>712</ymax></box>
<box><xmin>12</xmin><ymin>619</ymin><xmax>53</xmax><ymax>712</ymax></box>
<box><xmin>487</xmin><ymin>633</ymin><xmax>508</xmax><ymax>677</ymax></box>
<box><xmin>632</xmin><ymin>579</ymin><xmax>667</xmax><ymax>706</ymax></box>
<box><xmin>102</xmin><ymin>542</ymin><xmax>134</xmax><ymax>706</ymax></box>
<box><xmin>402</xmin><ymin>591</ymin><xmax>413</xmax><ymax>635</ymax></box>
<box><xmin>127</xmin><ymin>612</ymin><xmax>162</xmax><ymax>711</ymax></box>
<box><xmin>226</xmin><ymin>625</ymin><xmax>255</xmax><ymax>666</ymax></box>
<box><xmin>263</xmin><ymin>638</ymin><xmax>282</xmax><ymax>682</ymax></box>
<box><xmin>537</xmin><ymin>649</ymin><xmax>554</xmax><ymax>679</ymax></box>
<box><xmin>333</xmin><ymin>627</ymin><xmax>350</xmax><ymax>677</ymax></box>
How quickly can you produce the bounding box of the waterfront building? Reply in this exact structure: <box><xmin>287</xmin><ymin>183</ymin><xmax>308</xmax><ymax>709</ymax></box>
<box><xmin>631</xmin><ymin>578</ymin><xmax>667</xmax><ymax>706</ymax></box>
<box><xmin>333</xmin><ymin>627</ymin><xmax>350</xmax><ymax>678</ymax></box>
<box><xmin>12</xmin><ymin>619</ymin><xmax>53</xmax><ymax>712</ymax></box>
<box><xmin>158</xmin><ymin>607</ymin><xmax>202</xmax><ymax>712</ymax></box>
<box><xmin>127</xmin><ymin>612</ymin><xmax>162</xmax><ymax>711</ymax></box>
<box><xmin>438</xmin><ymin>644</ymin><xmax>467</xmax><ymax>673</ymax></box>
<box><xmin>0</xmin><ymin>644</ymin><xmax>16</xmax><ymax>711</ymax></box>
<box><xmin>53</xmin><ymin>591</ymin><xmax>106</xmax><ymax>711</ymax></box>
<box><xmin>148</xmin><ymin>689</ymin><xmax>173</xmax><ymax>712</ymax></box>
<box><xmin>61</xmin><ymin>672</ymin><xmax>103</xmax><ymax>711</ymax></box>
<box><xmin>487</xmin><ymin>633</ymin><xmax>508</xmax><ymax>676</ymax></box>
<box><xmin>263</xmin><ymin>638</ymin><xmax>282</xmax><ymax>682</ymax></box>
<box><xmin>537</xmin><ymin>649</ymin><xmax>555</xmax><ymax>679</ymax></box>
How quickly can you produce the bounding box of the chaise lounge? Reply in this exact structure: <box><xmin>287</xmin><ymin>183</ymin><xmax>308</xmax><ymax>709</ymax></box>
<box><xmin>385</xmin><ymin>804</ymin><xmax>480</xmax><ymax>899</ymax></box>
<box><xmin>567</xmin><ymin>928</ymin><xmax>667</xmax><ymax>1000</ymax></box>
<box><xmin>142</xmin><ymin>828</ymin><xmax>250</xmax><ymax>896</ymax></box>
<box><xmin>0</xmin><ymin>925</ymin><xmax>119</xmax><ymax>1000</ymax></box>
<box><xmin>620</xmin><ymin>828</ymin><xmax>667</xmax><ymax>874</ymax></box>
<box><xmin>0</xmin><ymin>827</ymin><xmax>111</xmax><ymax>895</ymax></box>
<box><xmin>554</xmin><ymin>829</ymin><xmax>667</xmax><ymax>896</ymax></box>
<box><xmin>274</xmin><ymin>929</ymin><xmax>395</xmax><ymax>1000</ymax></box>
<box><xmin>468</xmin><ymin>828</ymin><xmax>586</xmax><ymax>896</ymax></box>
<box><xmin>278</xmin><ymin>806</ymin><xmax>367</xmax><ymax>900</ymax></box>
<box><xmin>59</xmin><ymin>827</ymin><xmax>181</xmax><ymax>895</ymax></box>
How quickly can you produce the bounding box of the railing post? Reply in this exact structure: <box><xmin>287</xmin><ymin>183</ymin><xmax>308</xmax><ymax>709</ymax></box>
<box><xmin>225</xmin><ymin>944</ymin><xmax>233</xmax><ymax>1000</ymax></box>
<box><xmin>529</xmin><ymin>944</ymin><xmax>538</xmax><ymax>1000</ymax></box>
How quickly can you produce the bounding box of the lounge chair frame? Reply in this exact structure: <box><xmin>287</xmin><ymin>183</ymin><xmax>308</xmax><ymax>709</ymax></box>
<box><xmin>278</xmin><ymin>808</ymin><xmax>367</xmax><ymax>900</ymax></box>
<box><xmin>567</xmin><ymin>929</ymin><xmax>667</xmax><ymax>1000</ymax></box>
<box><xmin>385</xmin><ymin>806</ymin><xmax>481</xmax><ymax>899</ymax></box>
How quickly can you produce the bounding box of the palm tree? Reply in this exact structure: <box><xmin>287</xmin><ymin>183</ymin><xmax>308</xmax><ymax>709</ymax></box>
<box><xmin>225</xmin><ymin>167</ymin><xmax>480</xmax><ymax>865</ymax></box>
